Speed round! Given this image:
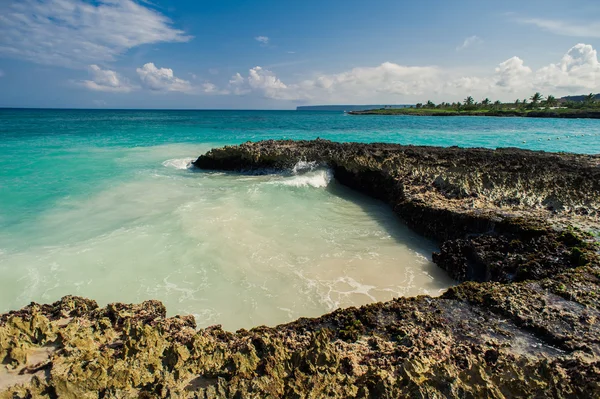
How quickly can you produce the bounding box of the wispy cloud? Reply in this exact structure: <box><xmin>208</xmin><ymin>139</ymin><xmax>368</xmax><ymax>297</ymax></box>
<box><xmin>520</xmin><ymin>18</ymin><xmax>600</xmax><ymax>38</ymax></box>
<box><xmin>0</xmin><ymin>0</ymin><xmax>191</xmax><ymax>68</ymax></box>
<box><xmin>0</xmin><ymin>69</ymin><xmax>4</xmax><ymax>78</ymax></box>
<box><xmin>456</xmin><ymin>35</ymin><xmax>483</xmax><ymax>51</ymax></box>
<box><xmin>255</xmin><ymin>36</ymin><xmax>270</xmax><ymax>45</ymax></box>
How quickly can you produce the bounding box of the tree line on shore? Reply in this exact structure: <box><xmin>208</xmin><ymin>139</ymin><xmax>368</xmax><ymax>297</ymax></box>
<box><xmin>404</xmin><ymin>93</ymin><xmax>599</xmax><ymax>111</ymax></box>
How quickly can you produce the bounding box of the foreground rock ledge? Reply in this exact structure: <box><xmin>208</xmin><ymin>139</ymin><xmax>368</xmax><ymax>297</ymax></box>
<box><xmin>2</xmin><ymin>140</ymin><xmax>599</xmax><ymax>398</ymax></box>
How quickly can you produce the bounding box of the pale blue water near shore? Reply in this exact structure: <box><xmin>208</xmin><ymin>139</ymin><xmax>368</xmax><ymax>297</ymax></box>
<box><xmin>1</xmin><ymin>109</ymin><xmax>599</xmax><ymax>330</ymax></box>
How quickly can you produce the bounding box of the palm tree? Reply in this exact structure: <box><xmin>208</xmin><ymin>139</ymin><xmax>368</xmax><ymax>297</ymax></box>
<box><xmin>545</xmin><ymin>95</ymin><xmax>558</xmax><ymax>108</ymax></box>
<box><xmin>530</xmin><ymin>92</ymin><xmax>543</xmax><ymax>107</ymax></box>
<box><xmin>426</xmin><ymin>100</ymin><xmax>435</xmax><ymax>108</ymax></box>
<box><xmin>493</xmin><ymin>100</ymin><xmax>502</xmax><ymax>108</ymax></box>
<box><xmin>481</xmin><ymin>98</ymin><xmax>491</xmax><ymax>107</ymax></box>
<box><xmin>584</xmin><ymin>93</ymin><xmax>596</xmax><ymax>106</ymax></box>
<box><xmin>464</xmin><ymin>96</ymin><xmax>474</xmax><ymax>106</ymax></box>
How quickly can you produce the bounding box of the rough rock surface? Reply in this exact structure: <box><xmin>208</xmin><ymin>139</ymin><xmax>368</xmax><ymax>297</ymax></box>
<box><xmin>1</xmin><ymin>140</ymin><xmax>599</xmax><ymax>398</ymax></box>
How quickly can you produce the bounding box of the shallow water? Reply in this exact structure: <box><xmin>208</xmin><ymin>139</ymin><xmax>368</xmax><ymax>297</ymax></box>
<box><xmin>1</xmin><ymin>109</ymin><xmax>598</xmax><ymax>330</ymax></box>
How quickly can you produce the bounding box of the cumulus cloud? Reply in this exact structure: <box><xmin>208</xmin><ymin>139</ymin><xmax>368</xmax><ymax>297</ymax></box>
<box><xmin>255</xmin><ymin>36</ymin><xmax>270</xmax><ymax>45</ymax></box>
<box><xmin>80</xmin><ymin>65</ymin><xmax>134</xmax><ymax>93</ymax></box>
<box><xmin>93</xmin><ymin>42</ymin><xmax>599</xmax><ymax>102</ymax></box>
<box><xmin>456</xmin><ymin>36</ymin><xmax>483</xmax><ymax>51</ymax></box>
<box><xmin>136</xmin><ymin>63</ymin><xmax>192</xmax><ymax>93</ymax></box>
<box><xmin>535</xmin><ymin>43</ymin><xmax>600</xmax><ymax>91</ymax></box>
<box><xmin>247</xmin><ymin>67</ymin><xmax>293</xmax><ymax>99</ymax></box>
<box><xmin>520</xmin><ymin>18</ymin><xmax>600</xmax><ymax>38</ymax></box>
<box><xmin>0</xmin><ymin>0</ymin><xmax>191</xmax><ymax>68</ymax></box>
<box><xmin>494</xmin><ymin>56</ymin><xmax>533</xmax><ymax>89</ymax></box>
<box><xmin>228</xmin><ymin>73</ymin><xmax>250</xmax><ymax>95</ymax></box>
<box><xmin>204</xmin><ymin>43</ymin><xmax>600</xmax><ymax>103</ymax></box>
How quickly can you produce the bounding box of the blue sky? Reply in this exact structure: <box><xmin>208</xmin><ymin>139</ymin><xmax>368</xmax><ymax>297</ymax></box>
<box><xmin>0</xmin><ymin>0</ymin><xmax>599</xmax><ymax>109</ymax></box>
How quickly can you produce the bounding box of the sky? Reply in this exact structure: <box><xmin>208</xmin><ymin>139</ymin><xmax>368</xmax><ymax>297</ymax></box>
<box><xmin>0</xmin><ymin>0</ymin><xmax>600</xmax><ymax>109</ymax></box>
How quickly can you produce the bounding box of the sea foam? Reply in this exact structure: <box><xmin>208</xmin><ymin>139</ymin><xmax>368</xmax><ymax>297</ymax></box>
<box><xmin>162</xmin><ymin>158</ymin><xmax>194</xmax><ymax>170</ymax></box>
<box><xmin>268</xmin><ymin>160</ymin><xmax>334</xmax><ymax>188</ymax></box>
<box><xmin>277</xmin><ymin>169</ymin><xmax>333</xmax><ymax>188</ymax></box>
<box><xmin>292</xmin><ymin>160</ymin><xmax>319</xmax><ymax>174</ymax></box>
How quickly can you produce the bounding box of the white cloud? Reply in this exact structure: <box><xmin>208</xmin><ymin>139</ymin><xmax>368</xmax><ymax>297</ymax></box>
<box><xmin>520</xmin><ymin>18</ymin><xmax>600</xmax><ymax>38</ymax></box>
<box><xmin>228</xmin><ymin>73</ymin><xmax>250</xmax><ymax>95</ymax></box>
<box><xmin>201</xmin><ymin>82</ymin><xmax>229</xmax><ymax>95</ymax></box>
<box><xmin>0</xmin><ymin>0</ymin><xmax>191</xmax><ymax>68</ymax></box>
<box><xmin>247</xmin><ymin>66</ymin><xmax>292</xmax><ymax>99</ymax></box>
<box><xmin>255</xmin><ymin>36</ymin><xmax>270</xmax><ymax>45</ymax></box>
<box><xmin>456</xmin><ymin>36</ymin><xmax>483</xmax><ymax>51</ymax></box>
<box><xmin>229</xmin><ymin>73</ymin><xmax>245</xmax><ymax>86</ymax></box>
<box><xmin>494</xmin><ymin>56</ymin><xmax>533</xmax><ymax>89</ymax></box>
<box><xmin>147</xmin><ymin>43</ymin><xmax>600</xmax><ymax>103</ymax></box>
<box><xmin>213</xmin><ymin>62</ymin><xmax>441</xmax><ymax>102</ymax></box>
<box><xmin>80</xmin><ymin>65</ymin><xmax>134</xmax><ymax>93</ymax></box>
<box><xmin>300</xmin><ymin>62</ymin><xmax>441</xmax><ymax>103</ymax></box>
<box><xmin>214</xmin><ymin>43</ymin><xmax>600</xmax><ymax>103</ymax></box>
<box><xmin>202</xmin><ymin>82</ymin><xmax>218</xmax><ymax>93</ymax></box>
<box><xmin>136</xmin><ymin>62</ymin><xmax>192</xmax><ymax>93</ymax></box>
<box><xmin>535</xmin><ymin>43</ymin><xmax>600</xmax><ymax>91</ymax></box>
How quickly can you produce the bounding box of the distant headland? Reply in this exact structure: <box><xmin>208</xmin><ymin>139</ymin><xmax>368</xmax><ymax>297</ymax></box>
<box><xmin>348</xmin><ymin>93</ymin><xmax>600</xmax><ymax>119</ymax></box>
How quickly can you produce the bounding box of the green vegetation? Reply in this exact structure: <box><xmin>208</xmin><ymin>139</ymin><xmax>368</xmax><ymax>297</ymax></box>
<box><xmin>349</xmin><ymin>92</ymin><xmax>600</xmax><ymax>118</ymax></box>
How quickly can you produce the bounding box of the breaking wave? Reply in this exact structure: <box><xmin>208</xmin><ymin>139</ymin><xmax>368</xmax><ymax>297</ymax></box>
<box><xmin>277</xmin><ymin>169</ymin><xmax>333</xmax><ymax>188</ymax></box>
<box><xmin>268</xmin><ymin>160</ymin><xmax>334</xmax><ymax>188</ymax></box>
<box><xmin>162</xmin><ymin>158</ymin><xmax>194</xmax><ymax>170</ymax></box>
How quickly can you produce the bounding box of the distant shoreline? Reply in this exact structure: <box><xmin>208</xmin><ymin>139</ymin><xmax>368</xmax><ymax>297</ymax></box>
<box><xmin>348</xmin><ymin>108</ymin><xmax>600</xmax><ymax>119</ymax></box>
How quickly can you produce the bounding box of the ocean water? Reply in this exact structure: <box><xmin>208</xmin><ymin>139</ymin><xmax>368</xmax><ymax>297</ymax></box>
<box><xmin>1</xmin><ymin>109</ymin><xmax>599</xmax><ymax>330</ymax></box>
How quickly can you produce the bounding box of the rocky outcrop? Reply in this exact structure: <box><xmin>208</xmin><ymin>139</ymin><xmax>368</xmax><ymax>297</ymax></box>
<box><xmin>1</xmin><ymin>140</ymin><xmax>599</xmax><ymax>398</ymax></box>
<box><xmin>195</xmin><ymin>140</ymin><xmax>600</xmax><ymax>282</ymax></box>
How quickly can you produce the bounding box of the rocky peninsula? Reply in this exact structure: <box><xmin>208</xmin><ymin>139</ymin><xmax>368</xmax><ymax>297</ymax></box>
<box><xmin>1</xmin><ymin>140</ymin><xmax>599</xmax><ymax>398</ymax></box>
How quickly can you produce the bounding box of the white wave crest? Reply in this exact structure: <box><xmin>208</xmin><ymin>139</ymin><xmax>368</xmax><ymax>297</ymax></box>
<box><xmin>292</xmin><ymin>160</ymin><xmax>318</xmax><ymax>174</ymax></box>
<box><xmin>277</xmin><ymin>169</ymin><xmax>333</xmax><ymax>188</ymax></box>
<box><xmin>162</xmin><ymin>158</ymin><xmax>194</xmax><ymax>170</ymax></box>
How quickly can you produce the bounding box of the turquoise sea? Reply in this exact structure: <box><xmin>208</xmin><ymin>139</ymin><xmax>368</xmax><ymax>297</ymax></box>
<box><xmin>1</xmin><ymin>109</ymin><xmax>599</xmax><ymax>330</ymax></box>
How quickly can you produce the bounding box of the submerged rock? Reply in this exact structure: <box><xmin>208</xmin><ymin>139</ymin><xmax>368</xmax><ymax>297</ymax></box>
<box><xmin>1</xmin><ymin>140</ymin><xmax>599</xmax><ymax>398</ymax></box>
